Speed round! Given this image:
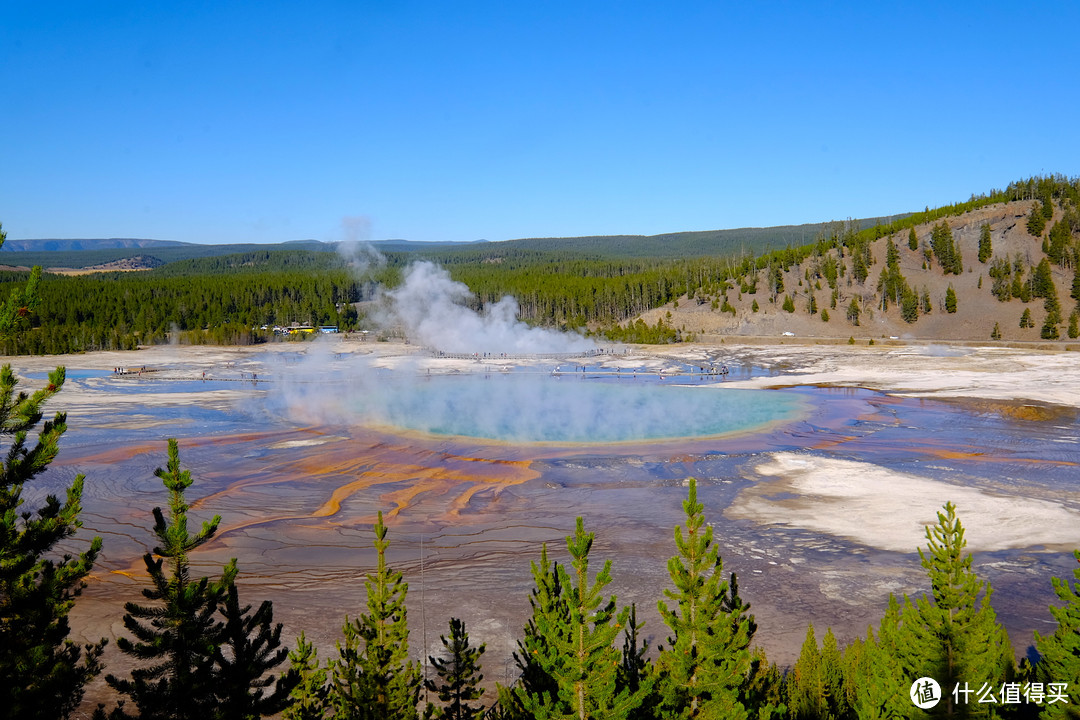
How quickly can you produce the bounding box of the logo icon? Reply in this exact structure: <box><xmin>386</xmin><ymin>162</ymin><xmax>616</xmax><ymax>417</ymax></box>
<box><xmin>911</xmin><ymin>677</ymin><xmax>942</xmax><ymax>709</ymax></box>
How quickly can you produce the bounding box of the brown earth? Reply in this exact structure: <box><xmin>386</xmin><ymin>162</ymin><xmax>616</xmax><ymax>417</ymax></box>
<box><xmin>44</xmin><ymin>254</ymin><xmax>164</xmax><ymax>275</ymax></box>
<box><xmin>641</xmin><ymin>200</ymin><xmax>1077</xmax><ymax>343</ymax></box>
<box><xmin>1</xmin><ymin>254</ymin><xmax>163</xmax><ymax>275</ymax></box>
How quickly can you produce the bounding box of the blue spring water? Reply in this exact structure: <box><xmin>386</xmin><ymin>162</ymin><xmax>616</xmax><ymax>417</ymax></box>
<box><xmin>348</xmin><ymin>374</ymin><xmax>805</xmax><ymax>443</ymax></box>
<box><xmin>25</xmin><ymin>369</ymin><xmax>114</xmax><ymax>380</ymax></box>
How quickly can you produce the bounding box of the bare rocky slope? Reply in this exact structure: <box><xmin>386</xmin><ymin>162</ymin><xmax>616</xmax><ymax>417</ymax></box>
<box><xmin>639</xmin><ymin>200</ymin><xmax>1078</xmax><ymax>343</ymax></box>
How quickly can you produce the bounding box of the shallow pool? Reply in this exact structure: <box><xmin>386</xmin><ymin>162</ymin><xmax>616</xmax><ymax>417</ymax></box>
<box><xmin>342</xmin><ymin>374</ymin><xmax>805</xmax><ymax>443</ymax></box>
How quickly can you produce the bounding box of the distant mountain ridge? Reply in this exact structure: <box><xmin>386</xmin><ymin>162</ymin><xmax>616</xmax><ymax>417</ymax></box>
<box><xmin>476</xmin><ymin>215</ymin><xmax>910</xmax><ymax>259</ymax></box>
<box><xmin>0</xmin><ymin>238</ymin><xmax>195</xmax><ymax>252</ymax></box>
<box><xmin>8</xmin><ymin>216</ymin><xmax>913</xmax><ymax>260</ymax></box>
<box><xmin>3</xmin><ymin>237</ymin><xmax>489</xmax><ymax>253</ymax></box>
<box><xmin>1</xmin><ymin>216</ymin><xmax>908</xmax><ymax>268</ymax></box>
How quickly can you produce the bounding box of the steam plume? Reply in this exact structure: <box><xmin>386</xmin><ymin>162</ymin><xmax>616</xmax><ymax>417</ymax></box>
<box><xmin>337</xmin><ymin>215</ymin><xmax>385</xmax><ymax>274</ymax></box>
<box><xmin>380</xmin><ymin>261</ymin><xmax>594</xmax><ymax>354</ymax></box>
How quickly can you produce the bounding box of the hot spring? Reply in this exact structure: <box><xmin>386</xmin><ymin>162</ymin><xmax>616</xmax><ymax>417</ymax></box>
<box><xmin>336</xmin><ymin>374</ymin><xmax>806</xmax><ymax>444</ymax></box>
<box><xmin>25</xmin><ymin>342</ymin><xmax>1080</xmax><ymax>713</ymax></box>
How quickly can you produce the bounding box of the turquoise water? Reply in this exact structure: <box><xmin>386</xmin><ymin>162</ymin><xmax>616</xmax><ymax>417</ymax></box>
<box><xmin>26</xmin><ymin>369</ymin><xmax>114</xmax><ymax>380</ymax></box>
<box><xmin>349</xmin><ymin>375</ymin><xmax>804</xmax><ymax>443</ymax></box>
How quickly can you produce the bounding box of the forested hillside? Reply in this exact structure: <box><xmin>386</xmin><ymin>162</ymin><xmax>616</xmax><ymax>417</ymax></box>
<box><xmin>631</xmin><ymin>175</ymin><xmax>1080</xmax><ymax>344</ymax></box>
<box><xmin>0</xmin><ymin>266</ymin><xmax>368</xmax><ymax>354</ymax></box>
<box><xmin>0</xmin><ymin>175</ymin><xmax>1077</xmax><ymax>353</ymax></box>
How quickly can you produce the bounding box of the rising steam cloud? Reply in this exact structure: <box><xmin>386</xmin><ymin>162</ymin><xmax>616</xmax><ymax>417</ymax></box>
<box><xmin>380</xmin><ymin>261</ymin><xmax>594</xmax><ymax>354</ymax></box>
<box><xmin>337</xmin><ymin>216</ymin><xmax>385</xmax><ymax>275</ymax></box>
<box><xmin>262</xmin><ymin>349</ymin><xmax>798</xmax><ymax>444</ymax></box>
<box><xmin>262</xmin><ymin>235</ymin><xmax>607</xmax><ymax>434</ymax></box>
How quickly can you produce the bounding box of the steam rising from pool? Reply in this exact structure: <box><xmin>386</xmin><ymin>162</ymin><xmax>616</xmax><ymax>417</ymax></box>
<box><xmin>380</xmin><ymin>261</ymin><xmax>594</xmax><ymax>354</ymax></box>
<box><xmin>363</xmin><ymin>375</ymin><xmax>800</xmax><ymax>442</ymax></box>
<box><xmin>264</xmin><ymin>250</ymin><xmax>795</xmax><ymax>442</ymax></box>
<box><xmin>266</xmin><ymin>353</ymin><xmax>802</xmax><ymax>443</ymax></box>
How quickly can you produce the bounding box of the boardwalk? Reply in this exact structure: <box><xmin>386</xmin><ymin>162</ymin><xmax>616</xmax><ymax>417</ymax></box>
<box><xmin>426</xmin><ymin>347</ymin><xmax>623</xmax><ymax>361</ymax></box>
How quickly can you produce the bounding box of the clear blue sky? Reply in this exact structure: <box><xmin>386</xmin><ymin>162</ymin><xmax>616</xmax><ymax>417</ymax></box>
<box><xmin>3</xmin><ymin>1</ymin><xmax>1078</xmax><ymax>245</ymax></box>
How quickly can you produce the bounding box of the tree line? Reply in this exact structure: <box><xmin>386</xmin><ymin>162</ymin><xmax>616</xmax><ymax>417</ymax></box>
<box><xmin>690</xmin><ymin>180</ymin><xmax>1080</xmax><ymax>339</ymax></box>
<box><xmin>0</xmin><ymin>267</ymin><xmax>368</xmax><ymax>354</ymax></box>
<box><xmin>1</xmin><ymin>175</ymin><xmax>1078</xmax><ymax>352</ymax></box>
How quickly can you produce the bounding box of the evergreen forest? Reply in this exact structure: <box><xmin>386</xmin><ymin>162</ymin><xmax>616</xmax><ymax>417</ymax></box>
<box><xmin>1</xmin><ymin>175</ymin><xmax>1079</xmax><ymax>353</ymax></box>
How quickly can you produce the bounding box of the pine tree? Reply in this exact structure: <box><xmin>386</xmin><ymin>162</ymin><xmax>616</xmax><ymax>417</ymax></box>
<box><xmin>1028</xmin><ymin>203</ymin><xmax>1047</xmax><ymax>236</ymax></box>
<box><xmin>214</xmin><ymin>582</ymin><xmax>298</xmax><ymax>719</ymax></box>
<box><xmin>0</xmin><ymin>219</ymin><xmax>105</xmax><ymax>719</ymax></box>
<box><xmin>723</xmin><ymin>572</ymin><xmax>782</xmax><ymax>719</ymax></box>
<box><xmin>846</xmin><ymin>297</ymin><xmax>861</xmax><ymax>326</ymax></box>
<box><xmin>850</xmin><ymin>601</ymin><xmax>916</xmax><ymax>720</ymax></box>
<box><xmin>0</xmin><ymin>364</ymin><xmax>105</xmax><ymax>720</ymax></box>
<box><xmin>1032</xmin><ymin>259</ymin><xmax>1056</xmax><ymax>299</ymax></box>
<box><xmin>1068</xmin><ymin>312</ymin><xmax>1079</xmax><ymax>339</ymax></box>
<box><xmin>722</xmin><ymin>571</ymin><xmax>757</xmax><ymax>647</ymax></box>
<box><xmin>852</xmin><ymin>252</ymin><xmax>869</xmax><ymax>284</ymax></box>
<box><xmin>282</xmin><ymin>634</ymin><xmax>329</xmax><ymax>720</ymax></box>
<box><xmin>786</xmin><ymin>625</ymin><xmax>847</xmax><ymax>720</ymax></box>
<box><xmin>848</xmin><ymin>505</ymin><xmax>1013</xmax><ymax>719</ymax></box>
<box><xmin>1020</xmin><ymin>308</ymin><xmax>1034</xmax><ymax>329</ymax></box>
<box><xmin>886</xmin><ymin>237</ymin><xmax>900</xmax><ymax>269</ymax></box>
<box><xmin>991</xmin><ymin>322</ymin><xmax>1002</xmax><ymax>340</ymax></box>
<box><xmin>1047</xmin><ymin>221</ymin><xmax>1072</xmax><ymax>267</ymax></box>
<box><xmin>1043</xmin><ymin>287</ymin><xmax>1063</xmax><ymax>340</ymax></box>
<box><xmin>498</xmin><ymin>544</ymin><xmax>570</xmax><ymax>719</ymax></box>
<box><xmin>1041</xmin><ymin>196</ymin><xmax>1056</xmax><ymax>220</ymax></box>
<box><xmin>931</xmin><ymin>222</ymin><xmax>958</xmax><ymax>274</ymax></box>
<box><xmin>945</xmin><ymin>286</ymin><xmax>958</xmax><ymax>314</ymax></box>
<box><xmin>329</xmin><ymin>511</ymin><xmax>421</xmax><ymax>720</ymax></box>
<box><xmin>819</xmin><ymin>628</ymin><xmax>848</xmax><ymax>720</ymax></box>
<box><xmin>425</xmin><ymin>617</ymin><xmax>485</xmax><ymax>720</ymax></box>
<box><xmin>877</xmin><ymin>239</ymin><xmax>911</xmax><ymax>312</ymax></box>
<box><xmin>901</xmin><ymin>287</ymin><xmax>919</xmax><ymax>323</ymax></box>
<box><xmin>1033</xmin><ymin>549</ymin><xmax>1080</xmax><ymax>717</ymax></box>
<box><xmin>516</xmin><ymin>518</ymin><xmax>647</xmax><ymax>720</ymax></box>
<box><xmin>0</xmin><ymin>222</ymin><xmax>43</xmax><ymax>334</ymax></box>
<box><xmin>839</xmin><ymin>636</ymin><xmax>868</xmax><ymax>719</ymax></box>
<box><xmin>1014</xmin><ymin>268</ymin><xmax>1030</xmax><ymax>302</ymax></box>
<box><xmin>771</xmin><ymin>266</ymin><xmax>784</xmax><ymax>295</ymax></box>
<box><xmin>617</xmin><ymin>604</ymin><xmax>658</xmax><ymax>720</ymax></box>
<box><xmin>908</xmin><ymin>227</ymin><xmax>919</xmax><ymax>252</ymax></box>
<box><xmin>786</xmin><ymin>625</ymin><xmax>826</xmax><ymax>720</ymax></box>
<box><xmin>656</xmin><ymin>478</ymin><xmax>752</xmax><ymax>719</ymax></box>
<box><xmin>743</xmin><ymin>647</ymin><xmax>785</xmax><ymax>720</ymax></box>
<box><xmin>989</xmin><ymin>258</ymin><xmax>1013</xmax><ymax>301</ymax></box>
<box><xmin>103</xmin><ymin>438</ymin><xmax>238</xmax><ymax>720</ymax></box>
<box><xmin>902</xmin><ymin>502</ymin><xmax>1013</xmax><ymax>717</ymax></box>
<box><xmin>1042</xmin><ymin>304</ymin><xmax>1062</xmax><ymax>339</ymax></box>
<box><xmin>978</xmin><ymin>223</ymin><xmax>992</xmax><ymax>264</ymax></box>
<box><xmin>782</xmin><ymin>295</ymin><xmax>796</xmax><ymax>313</ymax></box>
